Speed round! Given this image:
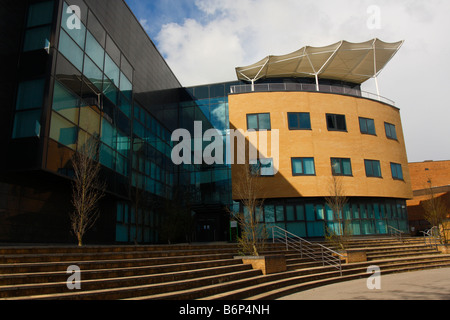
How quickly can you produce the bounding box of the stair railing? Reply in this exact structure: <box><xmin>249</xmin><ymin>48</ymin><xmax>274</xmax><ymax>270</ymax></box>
<box><xmin>387</xmin><ymin>225</ymin><xmax>405</xmax><ymax>242</ymax></box>
<box><xmin>421</xmin><ymin>226</ymin><xmax>440</xmax><ymax>250</ymax></box>
<box><xmin>271</xmin><ymin>226</ymin><xmax>343</xmax><ymax>277</ymax></box>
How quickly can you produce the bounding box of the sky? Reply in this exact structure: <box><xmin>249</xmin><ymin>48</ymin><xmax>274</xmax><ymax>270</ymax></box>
<box><xmin>125</xmin><ymin>0</ymin><xmax>450</xmax><ymax>163</ymax></box>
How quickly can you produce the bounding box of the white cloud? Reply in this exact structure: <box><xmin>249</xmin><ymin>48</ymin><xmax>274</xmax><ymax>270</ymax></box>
<box><xmin>154</xmin><ymin>0</ymin><xmax>450</xmax><ymax>162</ymax></box>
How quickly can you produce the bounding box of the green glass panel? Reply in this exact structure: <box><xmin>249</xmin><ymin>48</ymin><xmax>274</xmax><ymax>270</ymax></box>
<box><xmin>13</xmin><ymin>110</ymin><xmax>42</xmax><ymax>139</ymax></box>
<box><xmin>16</xmin><ymin>79</ymin><xmax>45</xmax><ymax>110</ymax></box>
<box><xmin>85</xmin><ymin>31</ymin><xmax>104</xmax><ymax>69</ymax></box>
<box><xmin>27</xmin><ymin>1</ymin><xmax>54</xmax><ymax>27</ymax></box>
<box><xmin>49</xmin><ymin>111</ymin><xmax>77</xmax><ymax>149</ymax></box>
<box><xmin>58</xmin><ymin>29</ymin><xmax>83</xmax><ymax>71</ymax></box>
<box><xmin>23</xmin><ymin>26</ymin><xmax>51</xmax><ymax>52</ymax></box>
<box><xmin>52</xmin><ymin>81</ymin><xmax>79</xmax><ymax>123</ymax></box>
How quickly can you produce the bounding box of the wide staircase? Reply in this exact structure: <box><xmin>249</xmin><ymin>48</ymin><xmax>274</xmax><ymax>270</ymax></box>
<box><xmin>0</xmin><ymin>236</ymin><xmax>449</xmax><ymax>300</ymax></box>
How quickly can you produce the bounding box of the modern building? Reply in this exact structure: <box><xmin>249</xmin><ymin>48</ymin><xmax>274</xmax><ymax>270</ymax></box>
<box><xmin>0</xmin><ymin>0</ymin><xmax>412</xmax><ymax>244</ymax></box>
<box><xmin>0</xmin><ymin>0</ymin><xmax>229</xmax><ymax>244</ymax></box>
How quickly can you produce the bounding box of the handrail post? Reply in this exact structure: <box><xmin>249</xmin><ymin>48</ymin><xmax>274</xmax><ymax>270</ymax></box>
<box><xmin>321</xmin><ymin>246</ymin><xmax>324</xmax><ymax>266</ymax></box>
<box><xmin>272</xmin><ymin>227</ymin><xmax>275</xmax><ymax>244</ymax></box>
<box><xmin>285</xmin><ymin>232</ymin><xmax>288</xmax><ymax>251</ymax></box>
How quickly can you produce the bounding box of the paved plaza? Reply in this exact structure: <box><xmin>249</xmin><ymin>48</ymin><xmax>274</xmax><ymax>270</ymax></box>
<box><xmin>279</xmin><ymin>268</ymin><xmax>450</xmax><ymax>300</ymax></box>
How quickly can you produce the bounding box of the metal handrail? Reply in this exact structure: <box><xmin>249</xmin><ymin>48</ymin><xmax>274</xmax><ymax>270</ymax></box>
<box><xmin>230</xmin><ymin>83</ymin><xmax>396</xmax><ymax>106</ymax></box>
<box><xmin>421</xmin><ymin>226</ymin><xmax>440</xmax><ymax>250</ymax></box>
<box><xmin>387</xmin><ymin>225</ymin><xmax>405</xmax><ymax>242</ymax></box>
<box><xmin>271</xmin><ymin>226</ymin><xmax>343</xmax><ymax>276</ymax></box>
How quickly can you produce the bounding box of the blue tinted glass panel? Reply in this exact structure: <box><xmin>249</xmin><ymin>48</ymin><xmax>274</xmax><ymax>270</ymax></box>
<box><xmin>299</xmin><ymin>113</ymin><xmax>311</xmax><ymax>129</ymax></box>
<box><xmin>247</xmin><ymin>114</ymin><xmax>258</xmax><ymax>130</ymax></box>
<box><xmin>292</xmin><ymin>158</ymin><xmax>303</xmax><ymax>175</ymax></box>
<box><xmin>16</xmin><ymin>79</ymin><xmax>45</xmax><ymax>110</ymax></box>
<box><xmin>83</xmin><ymin>55</ymin><xmax>103</xmax><ymax>91</ymax></box>
<box><xmin>367</xmin><ymin>119</ymin><xmax>376</xmax><ymax>135</ymax></box>
<box><xmin>120</xmin><ymin>72</ymin><xmax>132</xmax><ymax>100</ymax></box>
<box><xmin>62</xmin><ymin>2</ymin><xmax>86</xmax><ymax>48</ymax></box>
<box><xmin>103</xmin><ymin>78</ymin><xmax>118</xmax><ymax>105</ymax></box>
<box><xmin>304</xmin><ymin>158</ymin><xmax>315</xmax><ymax>175</ymax></box>
<box><xmin>342</xmin><ymin>159</ymin><xmax>352</xmax><ymax>175</ymax></box>
<box><xmin>52</xmin><ymin>81</ymin><xmax>79</xmax><ymax>123</ymax></box>
<box><xmin>258</xmin><ymin>114</ymin><xmax>271</xmax><ymax>130</ymax></box>
<box><xmin>23</xmin><ymin>26</ymin><xmax>51</xmax><ymax>52</ymax></box>
<box><xmin>27</xmin><ymin>1</ymin><xmax>54</xmax><ymax>27</ymax></box>
<box><xmin>288</xmin><ymin>113</ymin><xmax>298</xmax><ymax>129</ymax></box>
<box><xmin>101</xmin><ymin>118</ymin><xmax>115</xmax><ymax>148</ymax></box>
<box><xmin>85</xmin><ymin>31</ymin><xmax>104</xmax><ymax>69</ymax></box>
<box><xmin>264</xmin><ymin>205</ymin><xmax>275</xmax><ymax>223</ymax></box>
<box><xmin>49</xmin><ymin>112</ymin><xmax>78</xmax><ymax>149</ymax></box>
<box><xmin>100</xmin><ymin>143</ymin><xmax>115</xmax><ymax>169</ymax></box>
<box><xmin>104</xmin><ymin>54</ymin><xmax>120</xmax><ymax>86</ymax></box>
<box><xmin>59</xmin><ymin>29</ymin><xmax>83</xmax><ymax>71</ymax></box>
<box><xmin>13</xmin><ymin>110</ymin><xmax>42</xmax><ymax>138</ymax></box>
<box><xmin>305</xmin><ymin>204</ymin><xmax>315</xmax><ymax>221</ymax></box>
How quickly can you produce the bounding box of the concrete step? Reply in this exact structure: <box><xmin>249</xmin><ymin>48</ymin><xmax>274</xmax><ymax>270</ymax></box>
<box><xmin>3</xmin><ymin>268</ymin><xmax>263</xmax><ymax>300</ymax></box>
<box><xmin>199</xmin><ymin>255</ymin><xmax>450</xmax><ymax>300</ymax></box>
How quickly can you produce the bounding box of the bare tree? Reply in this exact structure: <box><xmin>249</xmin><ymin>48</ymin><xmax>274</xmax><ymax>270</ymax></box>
<box><xmin>230</xmin><ymin>162</ymin><xmax>267</xmax><ymax>256</ymax></box>
<box><xmin>325</xmin><ymin>175</ymin><xmax>350</xmax><ymax>250</ymax></box>
<box><xmin>70</xmin><ymin>138</ymin><xmax>106</xmax><ymax>246</ymax></box>
<box><xmin>422</xmin><ymin>180</ymin><xmax>449</xmax><ymax>244</ymax></box>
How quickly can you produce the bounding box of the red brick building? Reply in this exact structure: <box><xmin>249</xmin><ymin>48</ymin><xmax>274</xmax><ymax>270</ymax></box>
<box><xmin>407</xmin><ymin>160</ymin><xmax>450</xmax><ymax>235</ymax></box>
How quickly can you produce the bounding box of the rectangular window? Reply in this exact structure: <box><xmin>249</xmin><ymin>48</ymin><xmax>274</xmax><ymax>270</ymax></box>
<box><xmin>288</xmin><ymin>112</ymin><xmax>311</xmax><ymax>130</ymax></box>
<box><xmin>359</xmin><ymin>117</ymin><xmax>376</xmax><ymax>135</ymax></box>
<box><xmin>365</xmin><ymin>160</ymin><xmax>382</xmax><ymax>178</ymax></box>
<box><xmin>391</xmin><ymin>163</ymin><xmax>404</xmax><ymax>180</ymax></box>
<box><xmin>326</xmin><ymin>114</ymin><xmax>347</xmax><ymax>131</ymax></box>
<box><xmin>331</xmin><ymin>158</ymin><xmax>352</xmax><ymax>176</ymax></box>
<box><xmin>385</xmin><ymin>122</ymin><xmax>398</xmax><ymax>140</ymax></box>
<box><xmin>250</xmin><ymin>158</ymin><xmax>274</xmax><ymax>176</ymax></box>
<box><xmin>247</xmin><ymin>113</ymin><xmax>271</xmax><ymax>131</ymax></box>
<box><xmin>292</xmin><ymin>158</ymin><xmax>316</xmax><ymax>176</ymax></box>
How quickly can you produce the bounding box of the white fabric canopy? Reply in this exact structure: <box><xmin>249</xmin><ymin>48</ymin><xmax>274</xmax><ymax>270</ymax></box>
<box><xmin>236</xmin><ymin>39</ymin><xmax>404</xmax><ymax>85</ymax></box>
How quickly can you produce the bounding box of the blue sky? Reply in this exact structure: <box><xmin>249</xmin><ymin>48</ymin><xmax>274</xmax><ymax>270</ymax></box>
<box><xmin>125</xmin><ymin>0</ymin><xmax>204</xmax><ymax>40</ymax></box>
<box><xmin>123</xmin><ymin>0</ymin><xmax>450</xmax><ymax>163</ymax></box>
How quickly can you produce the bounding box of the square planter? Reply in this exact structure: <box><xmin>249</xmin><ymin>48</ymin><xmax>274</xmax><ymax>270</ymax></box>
<box><xmin>436</xmin><ymin>244</ymin><xmax>450</xmax><ymax>254</ymax></box>
<box><xmin>334</xmin><ymin>250</ymin><xmax>367</xmax><ymax>264</ymax></box>
<box><xmin>235</xmin><ymin>255</ymin><xmax>287</xmax><ymax>275</ymax></box>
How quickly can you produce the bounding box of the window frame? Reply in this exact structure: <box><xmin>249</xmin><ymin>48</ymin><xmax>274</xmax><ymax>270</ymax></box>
<box><xmin>288</xmin><ymin>112</ymin><xmax>312</xmax><ymax>130</ymax></box>
<box><xmin>364</xmin><ymin>159</ymin><xmax>383</xmax><ymax>178</ymax></box>
<box><xmin>246</xmin><ymin>113</ymin><xmax>271</xmax><ymax>131</ymax></box>
<box><xmin>331</xmin><ymin>158</ymin><xmax>353</xmax><ymax>176</ymax></box>
<box><xmin>250</xmin><ymin>158</ymin><xmax>275</xmax><ymax>177</ymax></box>
<box><xmin>390</xmin><ymin>162</ymin><xmax>404</xmax><ymax>181</ymax></box>
<box><xmin>291</xmin><ymin>157</ymin><xmax>316</xmax><ymax>176</ymax></box>
<box><xmin>385</xmin><ymin>122</ymin><xmax>398</xmax><ymax>140</ymax></box>
<box><xmin>326</xmin><ymin>114</ymin><xmax>347</xmax><ymax>132</ymax></box>
<box><xmin>359</xmin><ymin>117</ymin><xmax>376</xmax><ymax>135</ymax></box>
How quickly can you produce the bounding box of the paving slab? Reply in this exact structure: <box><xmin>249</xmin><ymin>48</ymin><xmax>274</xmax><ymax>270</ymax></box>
<box><xmin>279</xmin><ymin>267</ymin><xmax>450</xmax><ymax>300</ymax></box>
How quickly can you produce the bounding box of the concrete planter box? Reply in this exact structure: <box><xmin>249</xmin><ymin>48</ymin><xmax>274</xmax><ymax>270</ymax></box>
<box><xmin>436</xmin><ymin>244</ymin><xmax>450</xmax><ymax>254</ymax></box>
<box><xmin>235</xmin><ymin>255</ymin><xmax>287</xmax><ymax>275</ymax></box>
<box><xmin>334</xmin><ymin>250</ymin><xmax>367</xmax><ymax>264</ymax></box>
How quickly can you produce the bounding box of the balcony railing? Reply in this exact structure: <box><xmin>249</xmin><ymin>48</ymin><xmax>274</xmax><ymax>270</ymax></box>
<box><xmin>230</xmin><ymin>83</ymin><xmax>396</xmax><ymax>107</ymax></box>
